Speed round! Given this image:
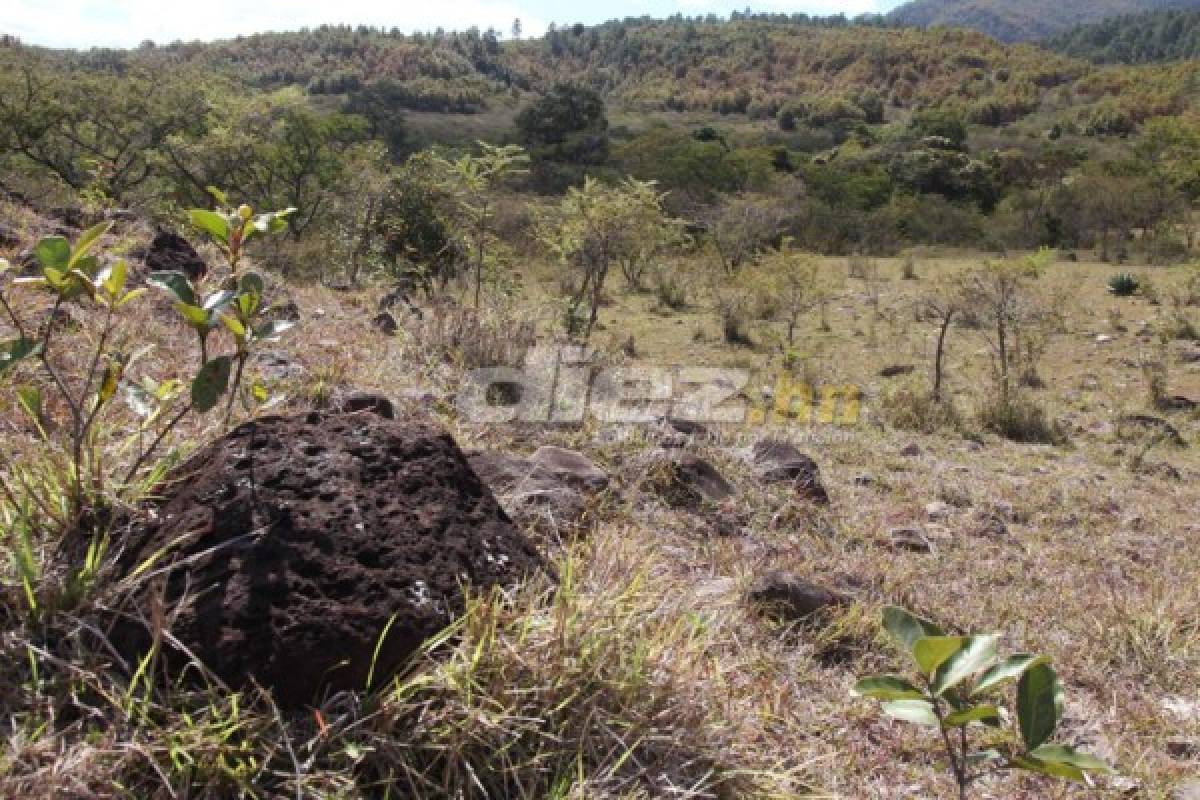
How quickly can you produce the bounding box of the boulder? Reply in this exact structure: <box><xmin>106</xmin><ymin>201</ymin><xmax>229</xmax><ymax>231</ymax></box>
<box><xmin>751</xmin><ymin>439</ymin><xmax>829</xmax><ymax>504</ymax></box>
<box><xmin>747</xmin><ymin>572</ymin><xmax>848</xmax><ymax>621</ymax></box>
<box><xmin>113</xmin><ymin>411</ymin><xmax>543</xmax><ymax>708</ymax></box>
<box><xmin>145</xmin><ymin>230</ymin><xmax>207</xmax><ymax>281</ymax></box>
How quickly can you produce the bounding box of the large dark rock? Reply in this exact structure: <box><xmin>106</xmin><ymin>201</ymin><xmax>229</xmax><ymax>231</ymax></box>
<box><xmin>145</xmin><ymin>231</ymin><xmax>207</xmax><ymax>281</ymax></box>
<box><xmin>751</xmin><ymin>439</ymin><xmax>830</xmax><ymax>504</ymax></box>
<box><xmin>113</xmin><ymin>411</ymin><xmax>544</xmax><ymax>707</ymax></box>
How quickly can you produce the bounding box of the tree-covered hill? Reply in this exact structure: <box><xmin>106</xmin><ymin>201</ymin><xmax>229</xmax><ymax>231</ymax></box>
<box><xmin>1046</xmin><ymin>8</ymin><xmax>1200</xmax><ymax>63</ymax></box>
<box><xmin>888</xmin><ymin>0</ymin><xmax>1200</xmax><ymax>42</ymax></box>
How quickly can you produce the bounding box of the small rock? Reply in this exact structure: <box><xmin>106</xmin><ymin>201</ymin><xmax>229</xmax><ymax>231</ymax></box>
<box><xmin>0</xmin><ymin>222</ymin><xmax>20</xmax><ymax>248</ymax></box>
<box><xmin>853</xmin><ymin>473</ymin><xmax>875</xmax><ymax>487</ymax></box>
<box><xmin>900</xmin><ymin>442</ymin><xmax>921</xmax><ymax>458</ymax></box>
<box><xmin>709</xmin><ymin>507</ymin><xmax>745</xmax><ymax>538</ymax></box>
<box><xmin>371</xmin><ymin>311</ymin><xmax>398</xmax><ymax>336</ymax></box>
<box><xmin>336</xmin><ymin>391</ymin><xmax>394</xmax><ymax>419</ymax></box>
<box><xmin>925</xmin><ymin>501</ymin><xmax>953</xmax><ymax>521</ymax></box>
<box><xmin>648</xmin><ymin>453</ymin><xmax>736</xmax><ymax>508</ymax></box>
<box><xmin>1168</xmin><ymin>740</ymin><xmax>1200</xmax><ymax>759</ymax></box>
<box><xmin>1096</xmin><ymin>334</ymin><xmax>1115</xmax><ymax>344</ymax></box>
<box><xmin>888</xmin><ymin>527</ymin><xmax>933</xmax><ymax>553</ymax></box>
<box><xmin>145</xmin><ymin>230</ymin><xmax>207</xmax><ymax>281</ymax></box>
<box><xmin>529</xmin><ymin>446</ymin><xmax>609</xmax><ymax>492</ymax></box>
<box><xmin>747</xmin><ymin>572</ymin><xmax>848</xmax><ymax>621</ymax></box>
<box><xmin>880</xmin><ymin>364</ymin><xmax>916</xmax><ymax>378</ymax></box>
<box><xmin>751</xmin><ymin>439</ymin><xmax>829</xmax><ymax>504</ymax></box>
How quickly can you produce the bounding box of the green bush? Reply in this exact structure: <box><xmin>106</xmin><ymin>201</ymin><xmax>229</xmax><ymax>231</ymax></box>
<box><xmin>855</xmin><ymin>607</ymin><xmax>1110</xmax><ymax>799</ymax></box>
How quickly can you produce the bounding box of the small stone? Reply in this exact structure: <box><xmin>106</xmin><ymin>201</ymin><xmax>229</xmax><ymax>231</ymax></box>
<box><xmin>880</xmin><ymin>364</ymin><xmax>916</xmax><ymax>378</ymax></box>
<box><xmin>529</xmin><ymin>446</ymin><xmax>609</xmax><ymax>492</ymax></box>
<box><xmin>888</xmin><ymin>527</ymin><xmax>933</xmax><ymax>553</ymax></box>
<box><xmin>900</xmin><ymin>443</ymin><xmax>921</xmax><ymax>458</ymax></box>
<box><xmin>925</xmin><ymin>501</ymin><xmax>953</xmax><ymax>521</ymax></box>
<box><xmin>747</xmin><ymin>572</ymin><xmax>848</xmax><ymax>621</ymax></box>
<box><xmin>853</xmin><ymin>473</ymin><xmax>876</xmax><ymax>487</ymax></box>
<box><xmin>336</xmin><ymin>391</ymin><xmax>394</xmax><ymax>419</ymax></box>
<box><xmin>1168</xmin><ymin>740</ymin><xmax>1200</xmax><ymax>759</ymax></box>
<box><xmin>371</xmin><ymin>311</ymin><xmax>398</xmax><ymax>336</ymax></box>
<box><xmin>1096</xmin><ymin>334</ymin><xmax>1115</xmax><ymax>344</ymax></box>
<box><xmin>751</xmin><ymin>439</ymin><xmax>829</xmax><ymax>504</ymax></box>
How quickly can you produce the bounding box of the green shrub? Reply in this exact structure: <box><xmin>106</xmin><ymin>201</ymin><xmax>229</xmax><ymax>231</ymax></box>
<box><xmin>1107</xmin><ymin>272</ymin><xmax>1139</xmax><ymax>297</ymax></box>
<box><xmin>854</xmin><ymin>607</ymin><xmax>1110</xmax><ymax>799</ymax></box>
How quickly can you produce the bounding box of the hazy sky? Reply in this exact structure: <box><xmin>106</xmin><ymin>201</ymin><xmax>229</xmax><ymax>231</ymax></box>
<box><xmin>2</xmin><ymin>0</ymin><xmax>901</xmax><ymax>49</ymax></box>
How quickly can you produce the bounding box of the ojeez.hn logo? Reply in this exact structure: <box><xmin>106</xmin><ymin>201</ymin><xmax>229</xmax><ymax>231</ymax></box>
<box><xmin>457</xmin><ymin>346</ymin><xmax>861</xmax><ymax>427</ymax></box>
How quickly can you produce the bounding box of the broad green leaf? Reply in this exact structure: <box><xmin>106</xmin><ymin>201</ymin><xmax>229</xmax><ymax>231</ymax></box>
<box><xmin>206</xmin><ymin>186</ymin><xmax>229</xmax><ymax>206</ymax></box>
<box><xmin>221</xmin><ymin>314</ymin><xmax>246</xmax><ymax>337</ymax></box>
<box><xmin>881</xmin><ymin>699</ymin><xmax>939</xmax><ymax>727</ymax></box>
<box><xmin>251</xmin><ymin>209</ymin><xmax>294</xmax><ymax>235</ymax></box>
<box><xmin>238</xmin><ymin>272</ymin><xmax>265</xmax><ymax>296</ymax></box>
<box><xmin>882</xmin><ymin>606</ymin><xmax>944</xmax><ymax>654</ymax></box>
<box><xmin>97</xmin><ymin>361</ymin><xmax>122</xmax><ymax>406</ymax></box>
<box><xmin>852</xmin><ymin>676</ymin><xmax>925</xmax><ymax>702</ymax></box>
<box><xmin>913</xmin><ymin>636</ymin><xmax>966</xmax><ymax>676</ymax></box>
<box><xmin>116</xmin><ymin>287</ymin><xmax>148</xmax><ymax>308</ymax></box>
<box><xmin>174</xmin><ymin>302</ymin><xmax>211</xmax><ymax>329</ymax></box>
<box><xmin>972</xmin><ymin>654</ymin><xmax>1050</xmax><ymax>698</ymax></box>
<box><xmin>147</xmin><ymin>271</ymin><xmax>197</xmax><ymax>306</ymax></box>
<box><xmin>933</xmin><ymin>634</ymin><xmax>999</xmax><ymax>696</ymax></box>
<box><xmin>944</xmin><ymin>704</ymin><xmax>1001</xmax><ymax>727</ymax></box>
<box><xmin>1030</xmin><ymin>744</ymin><xmax>1110</xmax><ymax>773</ymax></box>
<box><xmin>191</xmin><ymin>356</ymin><xmax>232</xmax><ymax>413</ymax></box>
<box><xmin>69</xmin><ymin>221</ymin><xmax>113</xmax><ymax>267</ymax></box>
<box><xmin>35</xmin><ymin>236</ymin><xmax>71</xmax><ymax>270</ymax></box>
<box><xmin>1017</xmin><ymin>663</ymin><xmax>1063</xmax><ymax>752</ymax></box>
<box><xmin>189</xmin><ymin>209</ymin><xmax>230</xmax><ymax>245</ymax></box>
<box><xmin>16</xmin><ymin>385</ymin><xmax>41</xmax><ymax>422</ymax></box>
<box><xmin>237</xmin><ymin>293</ymin><xmax>260</xmax><ymax>317</ymax></box>
<box><xmin>0</xmin><ymin>338</ymin><xmax>41</xmax><ymax>375</ymax></box>
<box><xmin>102</xmin><ymin>259</ymin><xmax>127</xmax><ymax>298</ymax></box>
<box><xmin>1011</xmin><ymin>754</ymin><xmax>1085</xmax><ymax>782</ymax></box>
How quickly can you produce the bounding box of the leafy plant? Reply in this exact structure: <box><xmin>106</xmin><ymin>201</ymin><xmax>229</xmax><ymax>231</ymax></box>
<box><xmin>1107</xmin><ymin>272</ymin><xmax>1140</xmax><ymax>297</ymax></box>
<box><xmin>854</xmin><ymin>607</ymin><xmax>1110</xmax><ymax>799</ymax></box>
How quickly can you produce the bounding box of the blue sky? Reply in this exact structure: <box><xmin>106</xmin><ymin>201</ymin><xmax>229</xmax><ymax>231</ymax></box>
<box><xmin>2</xmin><ymin>0</ymin><xmax>901</xmax><ymax>49</ymax></box>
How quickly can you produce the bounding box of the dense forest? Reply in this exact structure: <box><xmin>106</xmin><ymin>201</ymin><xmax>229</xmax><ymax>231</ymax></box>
<box><xmin>888</xmin><ymin>0</ymin><xmax>1200</xmax><ymax>42</ymax></box>
<box><xmin>1047</xmin><ymin>8</ymin><xmax>1200</xmax><ymax>63</ymax></box>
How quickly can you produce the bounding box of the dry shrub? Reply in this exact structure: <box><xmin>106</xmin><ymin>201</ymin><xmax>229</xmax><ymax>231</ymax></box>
<box><xmin>404</xmin><ymin>299</ymin><xmax>539</xmax><ymax>369</ymax></box>
<box><xmin>977</xmin><ymin>391</ymin><xmax>1066</xmax><ymax>444</ymax></box>
<box><xmin>879</xmin><ymin>382</ymin><xmax>961</xmax><ymax>434</ymax></box>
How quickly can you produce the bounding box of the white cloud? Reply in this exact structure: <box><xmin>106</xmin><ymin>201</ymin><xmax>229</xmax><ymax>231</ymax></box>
<box><xmin>1</xmin><ymin>0</ymin><xmax>548</xmax><ymax>49</ymax></box>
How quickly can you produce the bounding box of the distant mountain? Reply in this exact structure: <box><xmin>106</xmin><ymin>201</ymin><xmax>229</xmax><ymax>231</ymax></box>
<box><xmin>888</xmin><ymin>0</ymin><xmax>1200</xmax><ymax>42</ymax></box>
<box><xmin>1046</xmin><ymin>8</ymin><xmax>1200</xmax><ymax>62</ymax></box>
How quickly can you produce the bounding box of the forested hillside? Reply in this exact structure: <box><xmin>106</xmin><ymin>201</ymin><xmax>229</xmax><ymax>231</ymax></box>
<box><xmin>888</xmin><ymin>0</ymin><xmax>1200</xmax><ymax>42</ymax></box>
<box><xmin>2</xmin><ymin>15</ymin><xmax>1199</xmax><ymax>262</ymax></box>
<box><xmin>1047</xmin><ymin>8</ymin><xmax>1200</xmax><ymax>63</ymax></box>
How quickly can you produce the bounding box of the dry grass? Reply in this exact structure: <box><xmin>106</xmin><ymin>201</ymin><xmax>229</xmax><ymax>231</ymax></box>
<box><xmin>3</xmin><ymin>227</ymin><xmax>1200</xmax><ymax>798</ymax></box>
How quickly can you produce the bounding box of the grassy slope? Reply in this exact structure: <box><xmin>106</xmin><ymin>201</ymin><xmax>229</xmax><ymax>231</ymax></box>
<box><xmin>3</xmin><ymin>199</ymin><xmax>1197</xmax><ymax>796</ymax></box>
